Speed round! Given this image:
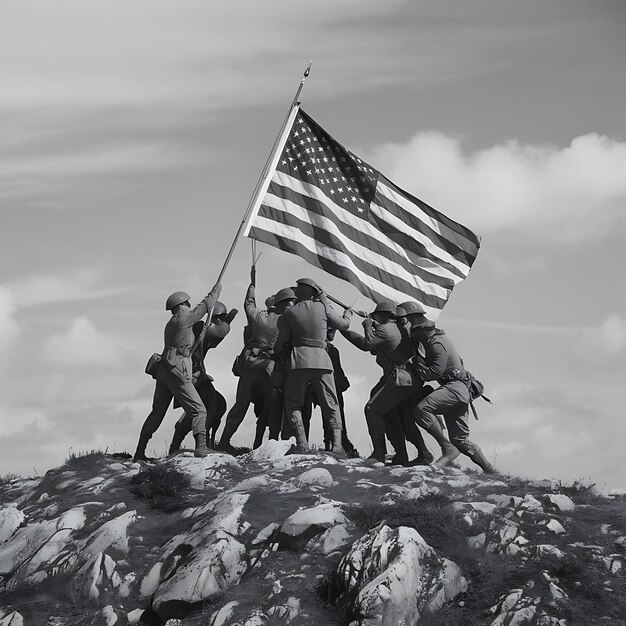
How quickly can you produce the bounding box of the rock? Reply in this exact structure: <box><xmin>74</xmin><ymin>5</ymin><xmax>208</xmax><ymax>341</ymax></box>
<box><xmin>230</xmin><ymin>475</ymin><xmax>275</xmax><ymax>492</ymax></box>
<box><xmin>81</xmin><ymin>511</ymin><xmax>137</xmax><ymax>558</ymax></box>
<box><xmin>107</xmin><ymin>463</ymin><xmax>128</xmax><ymax>472</ymax></box>
<box><xmin>151</xmin><ymin>531</ymin><xmax>247</xmax><ymax>618</ymax></box>
<box><xmin>140</xmin><ymin>561</ymin><xmax>163</xmax><ymax>597</ymax></box>
<box><xmin>305</xmin><ymin>524</ymin><xmax>351</xmax><ymax>555</ymax></box>
<box><xmin>279</xmin><ymin>502</ymin><xmax>347</xmax><ymax>551</ymax></box>
<box><xmin>169</xmin><ymin>453</ymin><xmax>241</xmax><ymax>489</ymax></box>
<box><xmin>295</xmin><ymin>467</ymin><xmax>335</xmax><ymax>487</ymax></box>
<box><xmin>127</xmin><ymin>609</ymin><xmax>144</xmax><ymax>624</ymax></box>
<box><xmin>101</xmin><ymin>605</ymin><xmax>118</xmax><ymax>626</ymax></box>
<box><xmin>71</xmin><ymin>551</ymin><xmax>119</xmax><ymax>602</ymax></box>
<box><xmin>450</xmin><ymin>501</ymin><xmax>498</xmax><ymax>515</ymax></box>
<box><xmin>267</xmin><ymin>597</ymin><xmax>300</xmax><ymax>622</ymax></box>
<box><xmin>468</xmin><ymin>533</ymin><xmax>486</xmax><ymax>549</ymax></box>
<box><xmin>519</xmin><ymin>494</ymin><xmax>543</xmax><ymax>512</ymax></box>
<box><xmin>485</xmin><ymin>494</ymin><xmax>515</xmax><ymax>508</ymax></box>
<box><xmin>151</xmin><ymin>493</ymin><xmax>250</xmax><ymax>619</ymax></box>
<box><xmin>532</xmin><ymin>545</ymin><xmax>566</xmax><ymax>561</ymax></box>
<box><xmin>0</xmin><ymin>507</ymin><xmax>25</xmax><ymax>545</ymax></box>
<box><xmin>251</xmin><ymin>523</ymin><xmax>280</xmax><ymax>547</ymax></box>
<box><xmin>246</xmin><ymin>439</ymin><xmax>295</xmax><ymax>463</ymax></box>
<box><xmin>0</xmin><ymin>612</ymin><xmax>23</xmax><ymax>626</ymax></box>
<box><xmin>544</xmin><ymin>494</ymin><xmax>575</xmax><ymax>512</ymax></box>
<box><xmin>0</xmin><ymin>506</ymin><xmax>86</xmax><ymax>585</ymax></box>
<box><xmin>545</xmin><ymin>519</ymin><xmax>566</xmax><ymax>534</ymax></box>
<box><xmin>208</xmin><ymin>601</ymin><xmax>239</xmax><ymax>626</ymax></box>
<box><xmin>336</xmin><ymin>524</ymin><xmax>466</xmax><ymax>625</ymax></box>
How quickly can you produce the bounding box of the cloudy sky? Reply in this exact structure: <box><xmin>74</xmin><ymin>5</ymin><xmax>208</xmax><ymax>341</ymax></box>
<box><xmin>2</xmin><ymin>0</ymin><xmax>625</xmax><ymax>488</ymax></box>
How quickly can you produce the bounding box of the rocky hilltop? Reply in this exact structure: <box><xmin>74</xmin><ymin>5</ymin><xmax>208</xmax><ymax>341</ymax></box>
<box><xmin>1</xmin><ymin>443</ymin><xmax>625</xmax><ymax>626</ymax></box>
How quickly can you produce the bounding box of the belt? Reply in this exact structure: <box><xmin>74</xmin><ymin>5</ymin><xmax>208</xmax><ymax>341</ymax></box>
<box><xmin>164</xmin><ymin>346</ymin><xmax>191</xmax><ymax>358</ymax></box>
<box><xmin>439</xmin><ymin>368</ymin><xmax>471</xmax><ymax>386</ymax></box>
<box><xmin>292</xmin><ymin>338</ymin><xmax>327</xmax><ymax>348</ymax></box>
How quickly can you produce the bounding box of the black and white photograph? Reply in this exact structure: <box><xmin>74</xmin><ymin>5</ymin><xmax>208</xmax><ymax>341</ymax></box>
<box><xmin>1</xmin><ymin>1</ymin><xmax>625</xmax><ymax>624</ymax></box>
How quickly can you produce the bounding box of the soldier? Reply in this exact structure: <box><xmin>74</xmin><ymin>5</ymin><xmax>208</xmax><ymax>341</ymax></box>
<box><xmin>218</xmin><ymin>267</ymin><xmax>279</xmax><ymax>454</ymax></box>
<box><xmin>274</xmin><ymin>278</ymin><xmax>351</xmax><ymax>454</ymax></box>
<box><xmin>340</xmin><ymin>301</ymin><xmax>427</xmax><ymax>464</ymax></box>
<box><xmin>168</xmin><ymin>302</ymin><xmax>237</xmax><ymax>453</ymax></box>
<box><xmin>405</xmin><ymin>304</ymin><xmax>495</xmax><ymax>473</ymax></box>
<box><xmin>134</xmin><ymin>283</ymin><xmax>222</xmax><ymax>462</ymax></box>
<box><xmin>266</xmin><ymin>287</ymin><xmax>297</xmax><ymax>440</ymax></box>
<box><xmin>302</xmin><ymin>326</ymin><xmax>359</xmax><ymax>456</ymax></box>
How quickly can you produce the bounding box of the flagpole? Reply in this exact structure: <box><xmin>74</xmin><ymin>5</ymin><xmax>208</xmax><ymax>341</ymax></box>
<box><xmin>214</xmin><ymin>61</ymin><xmax>312</xmax><ymax>284</ymax></box>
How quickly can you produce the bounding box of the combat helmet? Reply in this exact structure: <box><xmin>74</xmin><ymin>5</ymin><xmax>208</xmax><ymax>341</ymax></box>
<box><xmin>166</xmin><ymin>291</ymin><xmax>191</xmax><ymax>310</ymax></box>
<box><xmin>295</xmin><ymin>277</ymin><xmax>322</xmax><ymax>293</ymax></box>
<box><xmin>212</xmin><ymin>301</ymin><xmax>227</xmax><ymax>316</ymax></box>
<box><xmin>274</xmin><ymin>287</ymin><xmax>297</xmax><ymax>305</ymax></box>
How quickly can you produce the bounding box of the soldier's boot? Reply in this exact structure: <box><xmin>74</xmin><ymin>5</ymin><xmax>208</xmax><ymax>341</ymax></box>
<box><xmin>194</xmin><ymin>432</ymin><xmax>209</xmax><ymax>458</ymax></box>
<box><xmin>367</xmin><ymin>436</ymin><xmax>387</xmax><ymax>463</ymax></box>
<box><xmin>217</xmin><ymin>425</ymin><xmax>239</xmax><ymax>455</ymax></box>
<box><xmin>289</xmin><ymin>412</ymin><xmax>310</xmax><ymax>453</ymax></box>
<box><xmin>407</xmin><ymin>431</ymin><xmax>435</xmax><ymax>466</ymax></box>
<box><xmin>460</xmin><ymin>441</ymin><xmax>496</xmax><ymax>474</ymax></box>
<box><xmin>168</xmin><ymin>424</ymin><xmax>187</xmax><ymax>455</ymax></box>
<box><xmin>133</xmin><ymin>434</ymin><xmax>152</xmax><ymax>463</ymax></box>
<box><xmin>426</xmin><ymin>422</ymin><xmax>460</xmax><ymax>468</ymax></box>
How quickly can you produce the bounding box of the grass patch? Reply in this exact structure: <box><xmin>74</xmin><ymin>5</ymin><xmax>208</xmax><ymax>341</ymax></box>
<box><xmin>130</xmin><ymin>463</ymin><xmax>191</xmax><ymax>512</ymax></box>
<box><xmin>64</xmin><ymin>448</ymin><xmax>109</xmax><ymax>468</ymax></box>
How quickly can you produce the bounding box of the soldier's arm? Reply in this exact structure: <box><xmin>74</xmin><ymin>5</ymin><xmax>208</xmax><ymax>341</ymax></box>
<box><xmin>184</xmin><ymin>283</ymin><xmax>222</xmax><ymax>327</ymax></box>
<box><xmin>273</xmin><ymin>315</ymin><xmax>292</xmax><ymax>357</ymax></box>
<box><xmin>319</xmin><ymin>292</ymin><xmax>352</xmax><ymax>331</ymax></box>
<box><xmin>203</xmin><ymin>321</ymin><xmax>230</xmax><ymax>350</ymax></box>
<box><xmin>244</xmin><ymin>283</ymin><xmax>260</xmax><ymax>324</ymax></box>
<box><xmin>415</xmin><ymin>341</ymin><xmax>447</xmax><ymax>381</ymax></box>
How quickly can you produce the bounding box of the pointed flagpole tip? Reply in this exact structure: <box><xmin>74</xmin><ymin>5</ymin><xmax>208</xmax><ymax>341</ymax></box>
<box><xmin>304</xmin><ymin>60</ymin><xmax>312</xmax><ymax>77</ymax></box>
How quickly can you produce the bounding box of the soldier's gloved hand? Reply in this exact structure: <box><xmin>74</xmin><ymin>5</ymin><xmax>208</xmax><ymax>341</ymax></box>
<box><xmin>250</xmin><ymin>265</ymin><xmax>256</xmax><ymax>286</ymax></box>
<box><xmin>362</xmin><ymin>317</ymin><xmax>373</xmax><ymax>330</ymax></box>
<box><xmin>317</xmin><ymin>291</ymin><xmax>328</xmax><ymax>304</ymax></box>
<box><xmin>343</xmin><ymin>308</ymin><xmax>353</xmax><ymax>318</ymax></box>
<box><xmin>225</xmin><ymin>308</ymin><xmax>238</xmax><ymax>324</ymax></box>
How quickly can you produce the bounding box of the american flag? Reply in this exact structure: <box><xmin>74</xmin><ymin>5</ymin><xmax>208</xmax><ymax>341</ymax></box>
<box><xmin>245</xmin><ymin>109</ymin><xmax>480</xmax><ymax>319</ymax></box>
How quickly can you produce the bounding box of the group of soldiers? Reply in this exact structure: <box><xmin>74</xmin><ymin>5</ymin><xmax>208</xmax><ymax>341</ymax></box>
<box><xmin>133</xmin><ymin>268</ymin><xmax>495</xmax><ymax>474</ymax></box>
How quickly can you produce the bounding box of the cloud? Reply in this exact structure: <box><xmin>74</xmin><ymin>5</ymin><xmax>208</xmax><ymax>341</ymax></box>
<box><xmin>572</xmin><ymin>313</ymin><xmax>626</xmax><ymax>361</ymax></box>
<box><xmin>0</xmin><ymin>286</ymin><xmax>19</xmax><ymax>354</ymax></box>
<box><xmin>7</xmin><ymin>269</ymin><xmax>134</xmax><ymax>308</ymax></box>
<box><xmin>368</xmin><ymin>132</ymin><xmax>626</xmax><ymax>243</ymax></box>
<box><xmin>0</xmin><ymin>404</ymin><xmax>48</xmax><ymax>438</ymax></box>
<box><xmin>42</xmin><ymin>317</ymin><xmax>127</xmax><ymax>369</ymax></box>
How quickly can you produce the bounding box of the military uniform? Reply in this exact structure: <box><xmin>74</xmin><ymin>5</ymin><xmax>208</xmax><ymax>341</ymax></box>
<box><xmin>274</xmin><ymin>295</ymin><xmax>350</xmax><ymax>451</ymax></box>
<box><xmin>219</xmin><ymin>284</ymin><xmax>279</xmax><ymax>449</ymax></box>
<box><xmin>170</xmin><ymin>316</ymin><xmax>233</xmax><ymax>451</ymax></box>
<box><xmin>413</xmin><ymin>327</ymin><xmax>494</xmax><ymax>472</ymax></box>
<box><xmin>134</xmin><ymin>285</ymin><xmax>220</xmax><ymax>460</ymax></box>
<box><xmin>342</xmin><ymin>318</ymin><xmax>421</xmax><ymax>462</ymax></box>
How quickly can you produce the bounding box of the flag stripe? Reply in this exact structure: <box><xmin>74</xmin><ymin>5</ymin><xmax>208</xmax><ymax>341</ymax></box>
<box><xmin>259</xmin><ymin>196</ymin><xmax>451</xmax><ymax>304</ymax></box>
<box><xmin>249</xmin><ymin>222</ymin><xmax>443</xmax><ymax>318</ymax></box>
<box><xmin>380</xmin><ymin>174</ymin><xmax>481</xmax><ymax>248</ymax></box>
<box><xmin>266</xmin><ymin>178</ymin><xmax>458</xmax><ymax>290</ymax></box>
<box><xmin>376</xmin><ymin>181</ymin><xmax>480</xmax><ymax>268</ymax></box>
<box><xmin>271</xmin><ymin>171</ymin><xmax>466</xmax><ymax>281</ymax></box>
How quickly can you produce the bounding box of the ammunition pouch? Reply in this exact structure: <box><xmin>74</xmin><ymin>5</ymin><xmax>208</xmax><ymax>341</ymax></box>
<box><xmin>439</xmin><ymin>368</ymin><xmax>491</xmax><ymax>418</ymax></box>
<box><xmin>145</xmin><ymin>353</ymin><xmax>162</xmax><ymax>379</ymax></box>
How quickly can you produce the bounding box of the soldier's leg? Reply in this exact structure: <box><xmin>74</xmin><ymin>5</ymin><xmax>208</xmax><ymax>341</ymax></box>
<box><xmin>167</xmin><ymin>369</ymin><xmax>208</xmax><ymax>458</ymax></box>
<box><xmin>311</xmin><ymin>371</ymin><xmax>346</xmax><ymax>456</ymax></box>
<box><xmin>302</xmin><ymin>386</ymin><xmax>314</xmax><ymax>441</ymax></box>
<box><xmin>268</xmin><ymin>388</ymin><xmax>285</xmax><ymax>440</ymax></box>
<box><xmin>169</xmin><ymin>411</ymin><xmax>192</xmax><ymax>454</ymax></box>
<box><xmin>218</xmin><ymin>369</ymin><xmax>258</xmax><ymax>448</ymax></box>
<box><xmin>398</xmin><ymin>399</ymin><xmax>434</xmax><ymax>465</ymax></box>
<box><xmin>336</xmin><ymin>390</ymin><xmax>356</xmax><ymax>455</ymax></box>
<box><xmin>253</xmin><ymin>374</ymin><xmax>273</xmax><ymax>449</ymax></box>
<box><xmin>284</xmin><ymin>370</ymin><xmax>312</xmax><ymax>452</ymax></box>
<box><xmin>135</xmin><ymin>376</ymin><xmax>173</xmax><ymax>461</ymax></box>
<box><xmin>366</xmin><ymin>382</ymin><xmax>415</xmax><ymax>462</ymax></box>
<box><xmin>211</xmin><ymin>391</ymin><xmax>227</xmax><ymax>449</ymax></box>
<box><xmin>443</xmin><ymin>396</ymin><xmax>495</xmax><ymax>473</ymax></box>
<box><xmin>415</xmin><ymin>384</ymin><xmax>463</xmax><ymax>467</ymax></box>
<box><xmin>385</xmin><ymin>408</ymin><xmax>410</xmax><ymax>465</ymax></box>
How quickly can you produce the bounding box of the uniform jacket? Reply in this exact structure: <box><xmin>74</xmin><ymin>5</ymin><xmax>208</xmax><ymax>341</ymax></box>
<box><xmin>242</xmin><ymin>284</ymin><xmax>280</xmax><ymax>372</ymax></box>
<box><xmin>275</xmin><ymin>298</ymin><xmax>350</xmax><ymax>371</ymax></box>
<box><xmin>162</xmin><ymin>286</ymin><xmax>220</xmax><ymax>381</ymax></box>
<box><xmin>342</xmin><ymin>321</ymin><xmax>413</xmax><ymax>377</ymax></box>
<box><xmin>413</xmin><ymin>328</ymin><xmax>463</xmax><ymax>383</ymax></box>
